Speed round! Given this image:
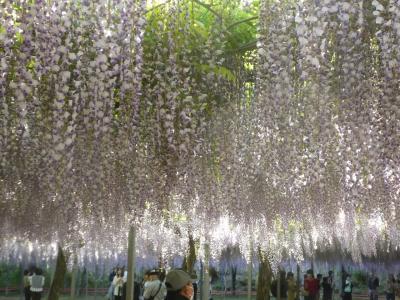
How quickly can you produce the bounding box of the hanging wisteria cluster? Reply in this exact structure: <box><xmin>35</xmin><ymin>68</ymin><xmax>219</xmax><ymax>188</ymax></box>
<box><xmin>245</xmin><ymin>0</ymin><xmax>400</xmax><ymax>260</ymax></box>
<box><xmin>1</xmin><ymin>0</ymin><xmax>400</xmax><ymax>266</ymax></box>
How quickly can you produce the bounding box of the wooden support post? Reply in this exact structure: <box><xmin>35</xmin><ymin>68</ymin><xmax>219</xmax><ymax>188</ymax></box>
<box><xmin>247</xmin><ymin>238</ymin><xmax>253</xmax><ymax>300</ymax></box>
<box><xmin>296</xmin><ymin>264</ymin><xmax>300</xmax><ymax>300</ymax></box>
<box><xmin>277</xmin><ymin>269</ymin><xmax>281</xmax><ymax>300</ymax></box>
<box><xmin>70</xmin><ymin>252</ymin><xmax>78</xmax><ymax>300</ymax></box>
<box><xmin>201</xmin><ymin>243</ymin><xmax>210</xmax><ymax>300</ymax></box>
<box><xmin>126</xmin><ymin>226</ymin><xmax>136</xmax><ymax>300</ymax></box>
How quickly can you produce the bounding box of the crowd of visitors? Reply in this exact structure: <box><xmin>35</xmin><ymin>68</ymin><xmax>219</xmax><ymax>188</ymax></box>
<box><xmin>18</xmin><ymin>265</ymin><xmax>400</xmax><ymax>300</ymax></box>
<box><xmin>270</xmin><ymin>269</ymin><xmax>400</xmax><ymax>300</ymax></box>
<box><xmin>106</xmin><ymin>268</ymin><xmax>195</xmax><ymax>300</ymax></box>
<box><xmin>271</xmin><ymin>269</ymin><xmax>335</xmax><ymax>300</ymax></box>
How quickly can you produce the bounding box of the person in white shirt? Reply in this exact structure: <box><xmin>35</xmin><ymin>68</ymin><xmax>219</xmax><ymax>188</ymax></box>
<box><xmin>144</xmin><ymin>270</ymin><xmax>167</xmax><ymax>300</ymax></box>
<box><xmin>113</xmin><ymin>268</ymin><xmax>125</xmax><ymax>300</ymax></box>
<box><xmin>29</xmin><ymin>268</ymin><xmax>45</xmax><ymax>300</ymax></box>
<box><xmin>343</xmin><ymin>274</ymin><xmax>353</xmax><ymax>300</ymax></box>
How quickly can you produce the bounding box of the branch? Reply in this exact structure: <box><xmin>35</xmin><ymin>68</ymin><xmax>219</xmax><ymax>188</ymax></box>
<box><xmin>229</xmin><ymin>39</ymin><xmax>258</xmax><ymax>53</ymax></box>
<box><xmin>192</xmin><ymin>0</ymin><xmax>223</xmax><ymax>20</ymax></box>
<box><xmin>226</xmin><ymin>16</ymin><xmax>258</xmax><ymax>30</ymax></box>
<box><xmin>145</xmin><ymin>1</ymin><xmax>172</xmax><ymax>15</ymax></box>
<box><xmin>227</xmin><ymin>36</ymin><xmax>269</xmax><ymax>54</ymax></box>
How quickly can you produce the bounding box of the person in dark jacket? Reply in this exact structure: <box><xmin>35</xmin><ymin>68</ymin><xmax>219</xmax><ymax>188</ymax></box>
<box><xmin>322</xmin><ymin>277</ymin><xmax>333</xmax><ymax>300</ymax></box>
<box><xmin>165</xmin><ymin>269</ymin><xmax>194</xmax><ymax>300</ymax></box>
<box><xmin>368</xmin><ymin>273</ymin><xmax>380</xmax><ymax>300</ymax></box>
<box><xmin>23</xmin><ymin>270</ymin><xmax>31</xmax><ymax>300</ymax></box>
<box><xmin>385</xmin><ymin>274</ymin><xmax>396</xmax><ymax>300</ymax></box>
<box><xmin>316</xmin><ymin>274</ymin><xmax>322</xmax><ymax>300</ymax></box>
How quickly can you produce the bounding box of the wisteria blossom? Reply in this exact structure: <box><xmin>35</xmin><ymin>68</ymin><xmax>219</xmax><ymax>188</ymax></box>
<box><xmin>0</xmin><ymin>0</ymin><xmax>400</xmax><ymax>266</ymax></box>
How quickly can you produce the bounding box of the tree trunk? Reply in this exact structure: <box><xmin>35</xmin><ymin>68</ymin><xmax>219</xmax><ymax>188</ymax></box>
<box><xmin>48</xmin><ymin>245</ymin><xmax>68</xmax><ymax>300</ymax></box>
<box><xmin>256</xmin><ymin>248</ymin><xmax>272</xmax><ymax>300</ymax></box>
<box><xmin>70</xmin><ymin>253</ymin><xmax>78</xmax><ymax>300</ymax></box>
<box><xmin>231</xmin><ymin>266</ymin><xmax>237</xmax><ymax>296</ymax></box>
<box><xmin>94</xmin><ymin>263</ymin><xmax>99</xmax><ymax>300</ymax></box>
<box><xmin>79</xmin><ymin>267</ymin><xmax>87</xmax><ymax>297</ymax></box>
<box><xmin>296</xmin><ymin>264</ymin><xmax>300</xmax><ymax>300</ymax></box>
<box><xmin>201</xmin><ymin>243</ymin><xmax>210</xmax><ymax>300</ymax></box>
<box><xmin>85</xmin><ymin>267</ymin><xmax>88</xmax><ymax>298</ymax></box>
<box><xmin>247</xmin><ymin>259</ymin><xmax>252</xmax><ymax>300</ymax></box>
<box><xmin>5</xmin><ymin>264</ymin><xmax>9</xmax><ymax>296</ymax></box>
<box><xmin>76</xmin><ymin>268</ymin><xmax>81</xmax><ymax>296</ymax></box>
<box><xmin>126</xmin><ymin>226</ymin><xmax>136</xmax><ymax>300</ymax></box>
<box><xmin>158</xmin><ymin>253</ymin><xmax>163</xmax><ymax>269</ymax></box>
<box><xmin>341</xmin><ymin>264</ymin><xmax>346</xmax><ymax>294</ymax></box>
<box><xmin>277</xmin><ymin>269</ymin><xmax>281</xmax><ymax>300</ymax></box>
<box><xmin>199</xmin><ymin>260</ymin><xmax>204</xmax><ymax>300</ymax></box>
<box><xmin>222</xmin><ymin>271</ymin><xmax>227</xmax><ymax>296</ymax></box>
<box><xmin>19</xmin><ymin>263</ymin><xmax>23</xmax><ymax>300</ymax></box>
<box><xmin>187</xmin><ymin>234</ymin><xmax>196</xmax><ymax>275</ymax></box>
<box><xmin>247</xmin><ymin>238</ymin><xmax>253</xmax><ymax>300</ymax></box>
<box><xmin>182</xmin><ymin>256</ymin><xmax>188</xmax><ymax>271</ymax></box>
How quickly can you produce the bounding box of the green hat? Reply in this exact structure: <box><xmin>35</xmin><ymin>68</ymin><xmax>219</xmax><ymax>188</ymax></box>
<box><xmin>165</xmin><ymin>269</ymin><xmax>191</xmax><ymax>291</ymax></box>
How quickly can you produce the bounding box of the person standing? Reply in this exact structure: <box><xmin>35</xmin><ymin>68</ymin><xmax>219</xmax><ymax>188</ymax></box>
<box><xmin>108</xmin><ymin>268</ymin><xmax>117</xmax><ymax>300</ymax></box>
<box><xmin>386</xmin><ymin>274</ymin><xmax>396</xmax><ymax>300</ymax></box>
<box><xmin>23</xmin><ymin>270</ymin><xmax>31</xmax><ymax>300</ymax></box>
<box><xmin>343</xmin><ymin>275</ymin><xmax>352</xmax><ymax>300</ymax></box>
<box><xmin>368</xmin><ymin>273</ymin><xmax>380</xmax><ymax>300</ymax></box>
<box><xmin>327</xmin><ymin>271</ymin><xmax>335</xmax><ymax>300</ymax></box>
<box><xmin>29</xmin><ymin>268</ymin><xmax>44</xmax><ymax>300</ymax></box>
<box><xmin>322</xmin><ymin>277</ymin><xmax>333</xmax><ymax>300</ymax></box>
<box><xmin>304</xmin><ymin>270</ymin><xmax>319</xmax><ymax>300</ymax></box>
<box><xmin>143</xmin><ymin>270</ymin><xmax>166</xmax><ymax>300</ymax></box>
<box><xmin>113</xmin><ymin>268</ymin><xmax>125</xmax><ymax>300</ymax></box>
<box><xmin>165</xmin><ymin>269</ymin><xmax>194</xmax><ymax>300</ymax></box>
<box><xmin>141</xmin><ymin>271</ymin><xmax>151</xmax><ymax>300</ymax></box>
<box><xmin>316</xmin><ymin>274</ymin><xmax>322</xmax><ymax>300</ymax></box>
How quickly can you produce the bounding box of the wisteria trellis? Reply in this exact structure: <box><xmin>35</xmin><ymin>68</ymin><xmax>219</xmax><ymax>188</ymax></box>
<box><xmin>0</xmin><ymin>0</ymin><xmax>399</xmax><ymax>265</ymax></box>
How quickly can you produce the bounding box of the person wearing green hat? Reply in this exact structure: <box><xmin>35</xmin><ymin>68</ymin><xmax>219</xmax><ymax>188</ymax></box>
<box><xmin>165</xmin><ymin>269</ymin><xmax>194</xmax><ymax>300</ymax></box>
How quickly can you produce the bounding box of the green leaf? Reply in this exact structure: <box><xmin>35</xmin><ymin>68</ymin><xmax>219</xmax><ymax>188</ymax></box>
<box><xmin>15</xmin><ymin>31</ymin><xmax>24</xmax><ymax>45</ymax></box>
<box><xmin>27</xmin><ymin>58</ymin><xmax>35</xmax><ymax>70</ymax></box>
<box><xmin>195</xmin><ymin>63</ymin><xmax>236</xmax><ymax>82</ymax></box>
<box><xmin>193</xmin><ymin>20</ymin><xmax>209</xmax><ymax>39</ymax></box>
<box><xmin>12</xmin><ymin>3</ymin><xmax>23</xmax><ymax>12</ymax></box>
